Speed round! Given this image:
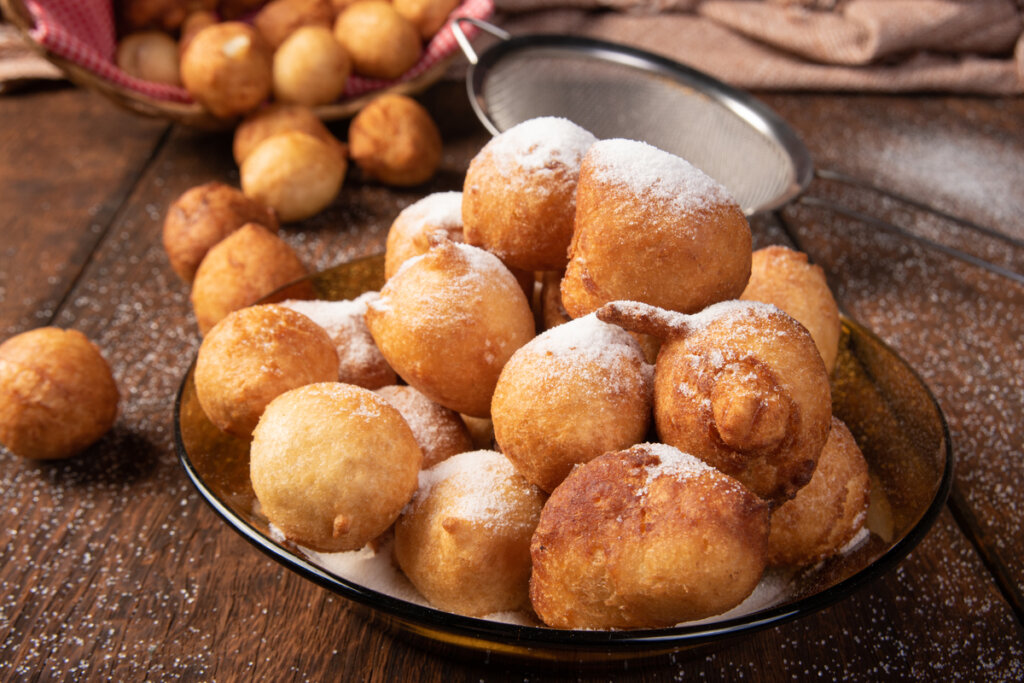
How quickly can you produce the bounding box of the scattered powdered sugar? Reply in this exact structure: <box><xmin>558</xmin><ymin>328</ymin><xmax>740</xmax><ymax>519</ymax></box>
<box><xmin>587</xmin><ymin>138</ymin><xmax>734</xmax><ymax>212</ymax></box>
<box><xmin>484</xmin><ymin>116</ymin><xmax>597</xmax><ymax>176</ymax></box>
<box><xmin>686</xmin><ymin>299</ymin><xmax>783</xmax><ymax>334</ymax></box>
<box><xmin>394</xmin><ymin>191</ymin><xmax>463</xmax><ymax>230</ymax></box>
<box><xmin>633</xmin><ymin>443</ymin><xmax>712</xmax><ymax>501</ymax></box>
<box><xmin>410</xmin><ymin>450</ymin><xmax>527</xmax><ymax>532</ymax></box>
<box><xmin>303</xmin><ymin>537</ymin><xmax>428</xmax><ymax>607</ymax></box>
<box><xmin>530</xmin><ymin>312</ymin><xmax>637</xmax><ymax>360</ymax></box>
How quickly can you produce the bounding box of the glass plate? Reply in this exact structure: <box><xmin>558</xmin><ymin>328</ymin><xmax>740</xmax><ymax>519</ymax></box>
<box><xmin>174</xmin><ymin>252</ymin><xmax>953</xmax><ymax>665</ymax></box>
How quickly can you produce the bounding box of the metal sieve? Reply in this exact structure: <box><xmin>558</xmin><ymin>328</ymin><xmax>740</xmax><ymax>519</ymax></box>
<box><xmin>452</xmin><ymin>18</ymin><xmax>1024</xmax><ymax>285</ymax></box>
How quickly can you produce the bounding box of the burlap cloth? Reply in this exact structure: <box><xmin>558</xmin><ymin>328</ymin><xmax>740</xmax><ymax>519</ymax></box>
<box><xmin>3</xmin><ymin>0</ymin><xmax>1023</xmax><ymax>95</ymax></box>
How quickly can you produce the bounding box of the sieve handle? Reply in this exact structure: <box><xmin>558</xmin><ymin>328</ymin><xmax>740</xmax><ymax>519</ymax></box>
<box><xmin>452</xmin><ymin>17</ymin><xmax>511</xmax><ymax>65</ymax></box>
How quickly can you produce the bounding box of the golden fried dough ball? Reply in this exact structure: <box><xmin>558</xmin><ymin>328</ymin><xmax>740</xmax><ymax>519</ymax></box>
<box><xmin>463</xmin><ymin>117</ymin><xmax>596</xmax><ymax>271</ymax></box>
<box><xmin>394</xmin><ymin>450</ymin><xmax>546</xmax><ymax>616</ymax></box>
<box><xmin>492</xmin><ymin>314</ymin><xmax>652</xmax><ymax>492</ymax></box>
<box><xmin>191</xmin><ymin>223</ymin><xmax>311</xmax><ymax>334</ymax></box>
<box><xmin>366</xmin><ymin>239</ymin><xmax>535</xmax><ymax>417</ymax></box>
<box><xmin>0</xmin><ymin>328</ymin><xmax>119</xmax><ymax>460</ymax></box>
<box><xmin>163</xmin><ymin>181</ymin><xmax>279</xmax><ymax>283</ymax></box>
<box><xmin>272</xmin><ymin>26</ymin><xmax>351</xmax><ymax>107</ymax></box>
<box><xmin>195</xmin><ymin>304</ymin><xmax>339</xmax><ymax>436</ymax></box>
<box><xmin>233</xmin><ymin>103</ymin><xmax>345</xmax><ymax>166</ymax></box>
<box><xmin>530</xmin><ymin>443</ymin><xmax>769</xmax><ymax>629</ymax></box>
<box><xmin>768</xmin><ymin>417</ymin><xmax>870</xmax><ymax>567</ymax></box>
<box><xmin>116</xmin><ymin>31</ymin><xmax>180</xmax><ymax>85</ymax></box>
<box><xmin>393</xmin><ymin>0</ymin><xmax>460</xmax><ymax>38</ymax></box>
<box><xmin>561</xmin><ymin>139</ymin><xmax>751</xmax><ymax>317</ymax></box>
<box><xmin>254</xmin><ymin>0</ymin><xmax>334</xmax><ymax>49</ymax></box>
<box><xmin>384</xmin><ymin>191</ymin><xmax>463</xmax><ymax>280</ymax></box>
<box><xmin>240</xmin><ymin>130</ymin><xmax>347</xmax><ymax>222</ymax></box>
<box><xmin>598</xmin><ymin>299</ymin><xmax>832</xmax><ymax>505</ymax></box>
<box><xmin>333</xmin><ymin>1</ymin><xmax>422</xmax><ymax>80</ymax></box>
<box><xmin>375</xmin><ymin>385</ymin><xmax>473</xmax><ymax>468</ymax></box>
<box><xmin>281</xmin><ymin>294</ymin><xmax>397</xmax><ymax>389</ymax></box>
<box><xmin>348</xmin><ymin>94</ymin><xmax>442</xmax><ymax>187</ymax></box>
<box><xmin>251</xmin><ymin>382</ymin><xmax>421</xmax><ymax>552</ymax></box>
<box><xmin>741</xmin><ymin>245</ymin><xmax>841</xmax><ymax>375</ymax></box>
<box><xmin>180</xmin><ymin>22</ymin><xmax>273</xmax><ymax>119</ymax></box>
<box><xmin>179</xmin><ymin>10</ymin><xmax>218</xmax><ymax>57</ymax></box>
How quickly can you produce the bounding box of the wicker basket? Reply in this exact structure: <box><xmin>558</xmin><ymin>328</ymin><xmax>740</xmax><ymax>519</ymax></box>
<box><xmin>1</xmin><ymin>0</ymin><xmax>491</xmax><ymax>129</ymax></box>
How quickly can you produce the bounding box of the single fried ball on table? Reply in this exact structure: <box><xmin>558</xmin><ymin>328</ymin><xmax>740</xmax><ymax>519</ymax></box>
<box><xmin>191</xmin><ymin>223</ymin><xmax>311</xmax><ymax>334</ymax></box>
<box><xmin>233</xmin><ymin>103</ymin><xmax>346</xmax><ymax>166</ymax></box>
<box><xmin>273</xmin><ymin>25</ymin><xmax>351</xmax><ymax>107</ymax></box>
<box><xmin>254</xmin><ymin>0</ymin><xmax>334</xmax><ymax>49</ymax></box>
<box><xmin>741</xmin><ymin>245</ymin><xmax>841</xmax><ymax>375</ymax></box>
<box><xmin>195</xmin><ymin>304</ymin><xmax>339</xmax><ymax>436</ymax></box>
<box><xmin>0</xmin><ymin>328</ymin><xmax>119</xmax><ymax>460</ymax></box>
<box><xmin>163</xmin><ymin>181</ymin><xmax>279</xmax><ymax>283</ymax></box>
<box><xmin>561</xmin><ymin>138</ymin><xmax>751</xmax><ymax>317</ymax></box>
<box><xmin>768</xmin><ymin>417</ymin><xmax>870</xmax><ymax>567</ymax></box>
<box><xmin>241</xmin><ymin>130</ymin><xmax>347</xmax><ymax>223</ymax></box>
<box><xmin>598</xmin><ymin>299</ymin><xmax>832</xmax><ymax>506</ymax></box>
<box><xmin>365</xmin><ymin>238</ymin><xmax>536</xmax><ymax>418</ymax></box>
<box><xmin>180</xmin><ymin>22</ymin><xmax>273</xmax><ymax>119</ymax></box>
<box><xmin>280</xmin><ymin>293</ymin><xmax>397</xmax><ymax>389</ymax></box>
<box><xmin>348</xmin><ymin>94</ymin><xmax>442</xmax><ymax>187</ymax></box>
<box><xmin>333</xmin><ymin>1</ymin><xmax>422</xmax><ymax>79</ymax></box>
<box><xmin>530</xmin><ymin>443</ymin><xmax>769</xmax><ymax>629</ymax></box>
<box><xmin>463</xmin><ymin>117</ymin><xmax>596</xmax><ymax>271</ymax></box>
<box><xmin>251</xmin><ymin>382</ymin><xmax>422</xmax><ymax>552</ymax></box>
<box><xmin>116</xmin><ymin>31</ymin><xmax>181</xmax><ymax>85</ymax></box>
<box><xmin>492</xmin><ymin>313</ymin><xmax>653</xmax><ymax>493</ymax></box>
<box><xmin>394</xmin><ymin>450</ymin><xmax>546</xmax><ymax>617</ymax></box>
<box><xmin>375</xmin><ymin>385</ymin><xmax>473</xmax><ymax>468</ymax></box>
<box><xmin>384</xmin><ymin>191</ymin><xmax>464</xmax><ymax>280</ymax></box>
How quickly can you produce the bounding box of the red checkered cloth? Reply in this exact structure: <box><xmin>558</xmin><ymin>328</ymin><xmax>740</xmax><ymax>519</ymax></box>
<box><xmin>20</xmin><ymin>0</ymin><xmax>494</xmax><ymax>104</ymax></box>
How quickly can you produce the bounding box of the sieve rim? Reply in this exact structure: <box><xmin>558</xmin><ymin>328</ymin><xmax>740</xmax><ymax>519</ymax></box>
<box><xmin>464</xmin><ymin>32</ymin><xmax>815</xmax><ymax>214</ymax></box>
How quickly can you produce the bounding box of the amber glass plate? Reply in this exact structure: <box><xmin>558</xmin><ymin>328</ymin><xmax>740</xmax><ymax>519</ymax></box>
<box><xmin>174</xmin><ymin>252</ymin><xmax>953</xmax><ymax>665</ymax></box>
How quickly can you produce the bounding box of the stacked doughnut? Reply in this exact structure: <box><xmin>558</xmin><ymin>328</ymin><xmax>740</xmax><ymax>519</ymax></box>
<box><xmin>192</xmin><ymin>116</ymin><xmax>870</xmax><ymax>629</ymax></box>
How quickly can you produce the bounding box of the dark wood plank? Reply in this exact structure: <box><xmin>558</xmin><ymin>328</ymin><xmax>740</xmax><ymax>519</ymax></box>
<box><xmin>0</xmin><ymin>88</ymin><xmax>169</xmax><ymax>337</ymax></box>
<box><xmin>762</xmin><ymin>94</ymin><xmax>1024</xmax><ymax>618</ymax></box>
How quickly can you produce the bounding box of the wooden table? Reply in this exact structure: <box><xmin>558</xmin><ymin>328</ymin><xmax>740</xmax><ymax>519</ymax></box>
<box><xmin>1</xmin><ymin>78</ymin><xmax>1022</xmax><ymax>681</ymax></box>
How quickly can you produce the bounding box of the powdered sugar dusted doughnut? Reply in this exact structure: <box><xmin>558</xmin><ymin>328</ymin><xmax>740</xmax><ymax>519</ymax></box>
<box><xmin>561</xmin><ymin>138</ymin><xmax>751</xmax><ymax>317</ymax></box>
<box><xmin>365</xmin><ymin>239</ymin><xmax>536</xmax><ymax>417</ymax></box>
<box><xmin>529</xmin><ymin>443</ymin><xmax>769</xmax><ymax>629</ymax></box>
<box><xmin>394</xmin><ymin>450</ymin><xmax>546</xmax><ymax>616</ymax></box>
<box><xmin>463</xmin><ymin>117</ymin><xmax>597</xmax><ymax>271</ymax></box>
<box><xmin>492</xmin><ymin>313</ymin><xmax>653</xmax><ymax>492</ymax></box>
<box><xmin>384</xmin><ymin>191</ymin><xmax>465</xmax><ymax>280</ymax></box>
<box><xmin>281</xmin><ymin>294</ymin><xmax>397</xmax><ymax>389</ymax></box>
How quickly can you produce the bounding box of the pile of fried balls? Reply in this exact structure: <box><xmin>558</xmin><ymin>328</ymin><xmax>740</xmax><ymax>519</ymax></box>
<box><xmin>180</xmin><ymin>116</ymin><xmax>871</xmax><ymax>630</ymax></box>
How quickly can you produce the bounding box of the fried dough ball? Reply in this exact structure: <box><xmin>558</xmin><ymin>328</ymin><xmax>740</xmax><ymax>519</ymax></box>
<box><xmin>365</xmin><ymin>239</ymin><xmax>535</xmax><ymax>417</ymax></box>
<box><xmin>240</xmin><ymin>130</ymin><xmax>347</xmax><ymax>222</ymax></box>
<box><xmin>191</xmin><ymin>223</ymin><xmax>311</xmax><ymax>334</ymax></box>
<box><xmin>179</xmin><ymin>10</ymin><xmax>218</xmax><ymax>57</ymax></box>
<box><xmin>463</xmin><ymin>117</ymin><xmax>596</xmax><ymax>271</ymax></box>
<box><xmin>251</xmin><ymin>382</ymin><xmax>421</xmax><ymax>552</ymax></box>
<box><xmin>741</xmin><ymin>245</ymin><xmax>841</xmax><ymax>375</ymax></box>
<box><xmin>0</xmin><ymin>328</ymin><xmax>119</xmax><ymax>460</ymax></box>
<box><xmin>393</xmin><ymin>0</ymin><xmax>460</xmax><ymax>38</ymax></box>
<box><xmin>562</xmin><ymin>139</ymin><xmax>751</xmax><ymax>318</ymax></box>
<box><xmin>768</xmin><ymin>417</ymin><xmax>870</xmax><ymax>567</ymax></box>
<box><xmin>384</xmin><ymin>191</ymin><xmax>463</xmax><ymax>280</ymax></box>
<box><xmin>348</xmin><ymin>94</ymin><xmax>442</xmax><ymax>187</ymax></box>
<box><xmin>116</xmin><ymin>31</ymin><xmax>181</xmax><ymax>85</ymax></box>
<box><xmin>375</xmin><ymin>385</ymin><xmax>473</xmax><ymax>468</ymax></box>
<box><xmin>254</xmin><ymin>0</ymin><xmax>334</xmax><ymax>49</ymax></box>
<box><xmin>394</xmin><ymin>450</ymin><xmax>546</xmax><ymax>616</ymax></box>
<box><xmin>598</xmin><ymin>300</ymin><xmax>832</xmax><ymax>505</ymax></box>
<box><xmin>180</xmin><ymin>22</ymin><xmax>273</xmax><ymax>119</ymax></box>
<box><xmin>163</xmin><ymin>181</ymin><xmax>279</xmax><ymax>283</ymax></box>
<box><xmin>530</xmin><ymin>443</ymin><xmax>769</xmax><ymax>629</ymax></box>
<box><xmin>333</xmin><ymin>1</ymin><xmax>422</xmax><ymax>80</ymax></box>
<box><xmin>281</xmin><ymin>294</ymin><xmax>397</xmax><ymax>389</ymax></box>
<box><xmin>492</xmin><ymin>314</ymin><xmax>653</xmax><ymax>492</ymax></box>
<box><xmin>273</xmin><ymin>26</ymin><xmax>351</xmax><ymax>107</ymax></box>
<box><xmin>233</xmin><ymin>103</ymin><xmax>345</xmax><ymax>166</ymax></box>
<box><xmin>194</xmin><ymin>304</ymin><xmax>339</xmax><ymax>436</ymax></box>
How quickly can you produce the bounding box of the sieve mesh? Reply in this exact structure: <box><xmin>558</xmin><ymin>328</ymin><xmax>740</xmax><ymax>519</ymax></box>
<box><xmin>474</xmin><ymin>46</ymin><xmax>803</xmax><ymax>214</ymax></box>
